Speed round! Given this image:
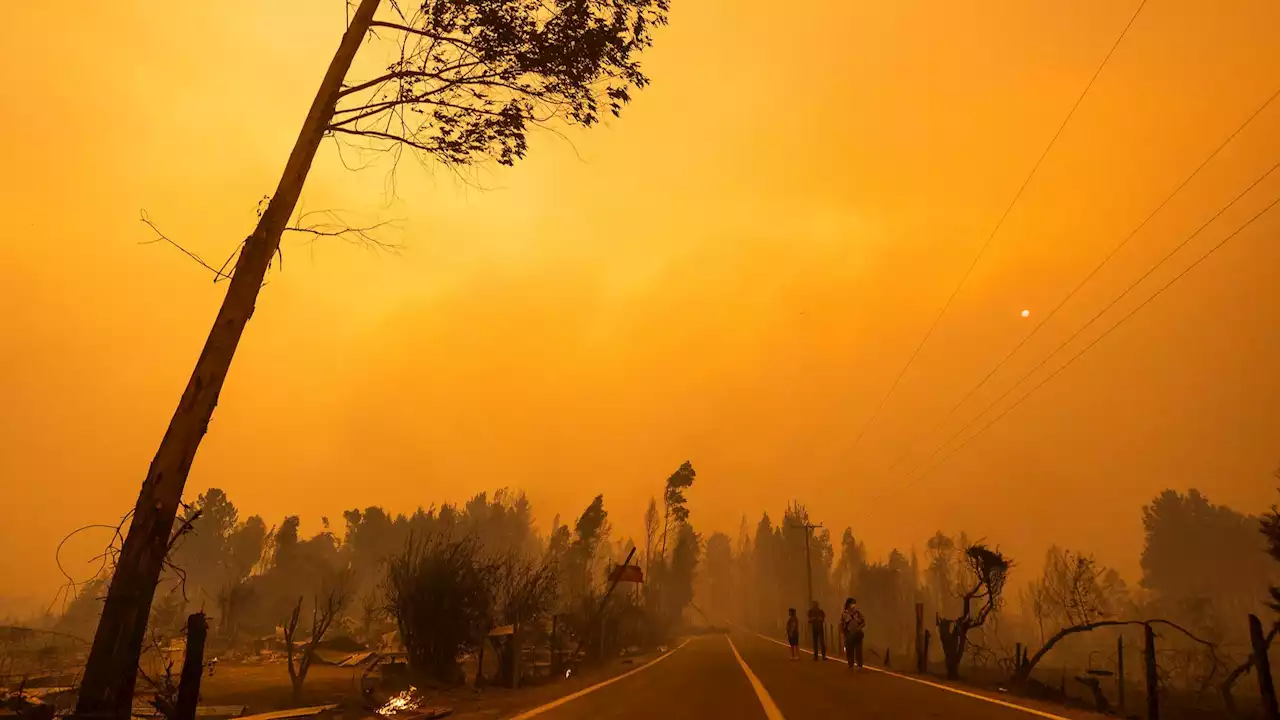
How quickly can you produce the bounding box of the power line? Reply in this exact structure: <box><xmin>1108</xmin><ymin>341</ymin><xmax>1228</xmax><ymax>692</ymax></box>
<box><xmin>840</xmin><ymin>0</ymin><xmax>1151</xmax><ymax>460</ymax></box>
<box><xmin>883</xmin><ymin>84</ymin><xmax>1280</xmax><ymax>475</ymax></box>
<box><xmin>893</xmin><ymin>154</ymin><xmax>1280</xmax><ymax>486</ymax></box>
<box><xmin>898</xmin><ymin>189</ymin><xmax>1280</xmax><ymax>494</ymax></box>
<box><xmin>857</xmin><ymin>163</ymin><xmax>1280</xmax><ymax>518</ymax></box>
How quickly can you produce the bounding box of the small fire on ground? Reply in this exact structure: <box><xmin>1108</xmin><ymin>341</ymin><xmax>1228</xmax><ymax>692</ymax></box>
<box><xmin>377</xmin><ymin>687</ymin><xmax>422</xmax><ymax>716</ymax></box>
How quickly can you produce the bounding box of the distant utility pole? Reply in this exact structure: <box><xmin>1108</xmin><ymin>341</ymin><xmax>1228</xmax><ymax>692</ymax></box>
<box><xmin>788</xmin><ymin>517</ymin><xmax>823</xmax><ymax>610</ymax></box>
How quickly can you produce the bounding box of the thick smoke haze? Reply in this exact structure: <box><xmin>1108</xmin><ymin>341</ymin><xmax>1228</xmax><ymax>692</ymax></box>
<box><xmin>1</xmin><ymin>0</ymin><xmax>1278</xmax><ymax>616</ymax></box>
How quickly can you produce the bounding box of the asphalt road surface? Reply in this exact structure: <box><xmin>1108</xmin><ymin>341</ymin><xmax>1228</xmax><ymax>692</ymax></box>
<box><xmin>511</xmin><ymin>628</ymin><xmax>1075</xmax><ymax>720</ymax></box>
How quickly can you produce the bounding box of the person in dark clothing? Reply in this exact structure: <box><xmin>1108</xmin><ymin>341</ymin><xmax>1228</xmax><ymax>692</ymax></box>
<box><xmin>785</xmin><ymin>608</ymin><xmax>800</xmax><ymax>660</ymax></box>
<box><xmin>807</xmin><ymin>600</ymin><xmax>827</xmax><ymax>661</ymax></box>
<box><xmin>840</xmin><ymin>597</ymin><xmax>866</xmax><ymax>668</ymax></box>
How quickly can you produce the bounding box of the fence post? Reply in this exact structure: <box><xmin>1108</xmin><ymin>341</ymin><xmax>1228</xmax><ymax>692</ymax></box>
<box><xmin>1144</xmin><ymin>623</ymin><xmax>1158</xmax><ymax>720</ymax></box>
<box><xmin>915</xmin><ymin>603</ymin><xmax>924</xmax><ymax>673</ymax></box>
<box><xmin>1117</xmin><ymin>634</ymin><xmax>1125</xmax><ymax>715</ymax></box>
<box><xmin>512</xmin><ymin>615</ymin><xmax>523</xmax><ymax>689</ymax></box>
<box><xmin>1250</xmin><ymin>614</ymin><xmax>1279</xmax><ymax>720</ymax></box>
<box><xmin>550</xmin><ymin>615</ymin><xmax>559</xmax><ymax>678</ymax></box>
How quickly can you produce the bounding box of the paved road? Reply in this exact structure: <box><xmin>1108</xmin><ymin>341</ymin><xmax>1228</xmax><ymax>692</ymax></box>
<box><xmin>512</xmin><ymin>628</ymin><xmax>1073</xmax><ymax>720</ymax></box>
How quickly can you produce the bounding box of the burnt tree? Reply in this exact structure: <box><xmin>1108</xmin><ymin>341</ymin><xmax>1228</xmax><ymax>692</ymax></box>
<box><xmin>283</xmin><ymin>581</ymin><xmax>350</xmax><ymax>703</ymax></box>
<box><xmin>936</xmin><ymin>544</ymin><xmax>1010</xmax><ymax>680</ymax></box>
<box><xmin>1222</xmin><ymin>619</ymin><xmax>1277</xmax><ymax>714</ymax></box>
<box><xmin>1250</xmin><ymin>614</ymin><xmax>1279</xmax><ymax>720</ymax></box>
<box><xmin>1011</xmin><ymin>618</ymin><xmax>1218</xmax><ymax>687</ymax></box>
<box><xmin>73</xmin><ymin>0</ymin><xmax>671</xmax><ymax>716</ymax></box>
<box><xmin>174</xmin><ymin>613</ymin><xmax>208</xmax><ymax>720</ymax></box>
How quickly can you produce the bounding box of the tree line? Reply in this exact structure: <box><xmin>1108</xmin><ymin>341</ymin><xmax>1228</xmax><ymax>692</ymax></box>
<box><xmin>52</xmin><ymin>462</ymin><xmax>703</xmax><ymax>692</ymax></box>
<box><xmin>44</xmin><ymin>477</ymin><xmax>1278</xmax><ymax>711</ymax></box>
<box><xmin>695</xmin><ymin>486</ymin><xmax>1279</xmax><ymax>708</ymax></box>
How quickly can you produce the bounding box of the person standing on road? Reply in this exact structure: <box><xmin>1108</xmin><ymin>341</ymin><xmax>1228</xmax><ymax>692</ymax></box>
<box><xmin>785</xmin><ymin>608</ymin><xmax>800</xmax><ymax>660</ymax></box>
<box><xmin>841</xmin><ymin>597</ymin><xmax>866</xmax><ymax>669</ymax></box>
<box><xmin>807</xmin><ymin>600</ymin><xmax>827</xmax><ymax>661</ymax></box>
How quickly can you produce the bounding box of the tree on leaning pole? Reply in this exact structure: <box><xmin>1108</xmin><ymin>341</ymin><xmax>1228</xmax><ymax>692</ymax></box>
<box><xmin>73</xmin><ymin>0</ymin><xmax>671</xmax><ymax>716</ymax></box>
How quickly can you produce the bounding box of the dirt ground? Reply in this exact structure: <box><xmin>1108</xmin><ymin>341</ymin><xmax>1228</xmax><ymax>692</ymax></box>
<box><xmin>196</xmin><ymin>650</ymin><xmax>669</xmax><ymax>719</ymax></box>
<box><xmin>198</xmin><ymin>664</ymin><xmax>365</xmax><ymax>709</ymax></box>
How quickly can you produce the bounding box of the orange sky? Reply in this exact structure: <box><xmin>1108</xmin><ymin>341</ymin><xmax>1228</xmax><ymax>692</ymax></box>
<box><xmin>2</xmin><ymin>0</ymin><xmax>1279</xmax><ymax>609</ymax></box>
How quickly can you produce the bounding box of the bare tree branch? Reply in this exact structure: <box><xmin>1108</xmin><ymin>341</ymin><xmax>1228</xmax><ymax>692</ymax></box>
<box><xmin>285</xmin><ymin>210</ymin><xmax>404</xmax><ymax>252</ymax></box>
<box><xmin>139</xmin><ymin>212</ymin><xmax>235</xmax><ymax>282</ymax></box>
<box><xmin>367</xmin><ymin>20</ymin><xmax>479</xmax><ymax>51</ymax></box>
<box><xmin>1013</xmin><ymin>618</ymin><xmax>1222</xmax><ymax>684</ymax></box>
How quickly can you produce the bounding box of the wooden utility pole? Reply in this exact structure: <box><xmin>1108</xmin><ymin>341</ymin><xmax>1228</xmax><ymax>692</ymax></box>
<box><xmin>1144</xmin><ymin>623</ymin><xmax>1159</xmax><ymax>720</ymax></box>
<box><xmin>787</xmin><ymin>519</ymin><xmax>822</xmax><ymax>610</ymax></box>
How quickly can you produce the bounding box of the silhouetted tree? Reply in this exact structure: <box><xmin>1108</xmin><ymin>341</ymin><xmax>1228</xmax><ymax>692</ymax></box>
<box><xmin>216</xmin><ymin>514</ymin><xmax>267</xmax><ymax>638</ymax></box>
<box><xmin>1140</xmin><ymin>489</ymin><xmax>1271</xmax><ymax>640</ymax></box>
<box><xmin>170</xmin><ymin>488</ymin><xmax>240</xmax><ymax>600</ymax></box>
<box><xmin>566</xmin><ymin>495</ymin><xmax>610</xmax><ymax>598</ymax></box>
<box><xmin>491</xmin><ymin>553</ymin><xmax>559</xmax><ymax>685</ymax></box>
<box><xmin>833</xmin><ymin>528</ymin><xmax>867</xmax><ymax>599</ymax></box>
<box><xmin>461</xmin><ymin>489</ymin><xmax>538</xmax><ymax>560</ymax></box>
<box><xmin>283</xmin><ymin>570</ymin><xmax>352</xmax><ymax>702</ymax></box>
<box><xmin>226</xmin><ymin>516</ymin><xmax>268</xmax><ymax>580</ymax></box>
<box><xmin>937</xmin><ymin>544</ymin><xmax>1011</xmax><ymax>680</ymax></box>
<box><xmin>925</xmin><ymin>531</ymin><xmax>958</xmax><ymax>618</ymax></box>
<box><xmin>752</xmin><ymin>513</ymin><xmax>784</xmax><ymax>626</ymax></box>
<box><xmin>384</xmin><ymin>533</ymin><xmax>498</xmax><ymax>685</ymax></box>
<box><xmin>643</xmin><ymin>498</ymin><xmax>660</xmax><ymax>582</ymax></box>
<box><xmin>699</xmin><ymin>532</ymin><xmax>733</xmax><ymax>620</ymax></box>
<box><xmin>850</xmin><ymin>547</ymin><xmax>916</xmax><ymax>655</ymax></box>
<box><xmin>1037</xmin><ymin>546</ymin><xmax>1127</xmax><ymax>629</ymax></box>
<box><xmin>1263</xmin><ymin>483</ymin><xmax>1280</xmax><ymax>613</ymax></box>
<box><xmin>54</xmin><ymin>579</ymin><xmax>107</xmax><ymax>641</ymax></box>
<box><xmin>660</xmin><ymin>462</ymin><xmax>696</xmax><ymax>557</ymax></box>
<box><xmin>78</xmin><ymin>0</ymin><xmax>672</xmax><ymax>711</ymax></box>
<box><xmin>664</xmin><ymin>523</ymin><xmax>700</xmax><ymax>628</ymax></box>
<box><xmin>546</xmin><ymin>515</ymin><xmax>572</xmax><ymax>569</ymax></box>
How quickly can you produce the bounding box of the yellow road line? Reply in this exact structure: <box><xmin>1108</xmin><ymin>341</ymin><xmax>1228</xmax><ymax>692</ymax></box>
<box><xmin>507</xmin><ymin>637</ymin><xmax>695</xmax><ymax>719</ymax></box>
<box><xmin>748</xmin><ymin>629</ymin><xmax>1073</xmax><ymax>720</ymax></box>
<box><xmin>726</xmin><ymin>635</ymin><xmax>787</xmax><ymax>720</ymax></box>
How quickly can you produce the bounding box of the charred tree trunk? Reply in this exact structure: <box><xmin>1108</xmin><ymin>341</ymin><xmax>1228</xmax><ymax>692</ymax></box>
<box><xmin>1117</xmin><ymin>634</ymin><xmax>1125</xmax><ymax>715</ymax></box>
<box><xmin>915</xmin><ymin>603</ymin><xmax>925</xmax><ymax>673</ymax></box>
<box><xmin>174</xmin><ymin>613</ymin><xmax>208</xmax><ymax>720</ymax></box>
<box><xmin>1251</xmin><ymin>614</ymin><xmax>1279</xmax><ymax>720</ymax></box>
<box><xmin>1014</xmin><ymin>619</ymin><xmax>1157</xmax><ymax>685</ymax></box>
<box><xmin>71</xmin><ymin>2</ymin><xmax>382</xmax><ymax>717</ymax></box>
<box><xmin>1224</xmin><ymin>619</ymin><xmax>1279</xmax><ymax>715</ymax></box>
<box><xmin>938</xmin><ymin>618</ymin><xmax>967</xmax><ymax>680</ymax></box>
<box><xmin>1076</xmin><ymin>676</ymin><xmax>1110</xmax><ymax>713</ymax></box>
